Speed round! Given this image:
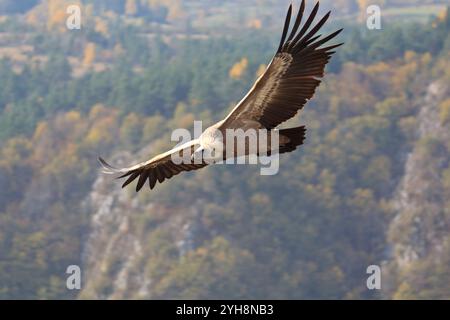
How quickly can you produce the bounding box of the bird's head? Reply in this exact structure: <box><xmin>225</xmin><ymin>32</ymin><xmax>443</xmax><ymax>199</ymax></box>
<box><xmin>192</xmin><ymin>127</ymin><xmax>224</xmax><ymax>163</ymax></box>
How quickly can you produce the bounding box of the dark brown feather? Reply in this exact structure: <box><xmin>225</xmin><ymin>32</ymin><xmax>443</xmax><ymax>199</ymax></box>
<box><xmin>122</xmin><ymin>171</ymin><xmax>140</xmax><ymax>188</ymax></box>
<box><xmin>136</xmin><ymin>170</ymin><xmax>149</xmax><ymax>192</ymax></box>
<box><xmin>286</xmin><ymin>0</ymin><xmax>305</xmax><ymax>44</ymax></box>
<box><xmin>148</xmin><ymin>170</ymin><xmax>157</xmax><ymax>190</ymax></box>
<box><xmin>277</xmin><ymin>4</ymin><xmax>292</xmax><ymax>53</ymax></box>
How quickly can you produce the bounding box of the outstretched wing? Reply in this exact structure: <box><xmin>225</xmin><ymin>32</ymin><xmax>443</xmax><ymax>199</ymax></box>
<box><xmin>220</xmin><ymin>1</ymin><xmax>343</xmax><ymax>130</ymax></box>
<box><xmin>99</xmin><ymin>139</ymin><xmax>207</xmax><ymax>192</ymax></box>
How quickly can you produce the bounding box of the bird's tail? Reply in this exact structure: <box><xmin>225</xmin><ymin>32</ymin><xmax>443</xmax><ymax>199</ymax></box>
<box><xmin>277</xmin><ymin>126</ymin><xmax>306</xmax><ymax>154</ymax></box>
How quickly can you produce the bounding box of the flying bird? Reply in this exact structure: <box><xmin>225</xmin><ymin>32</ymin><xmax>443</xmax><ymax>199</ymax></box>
<box><xmin>99</xmin><ymin>1</ymin><xmax>343</xmax><ymax>192</ymax></box>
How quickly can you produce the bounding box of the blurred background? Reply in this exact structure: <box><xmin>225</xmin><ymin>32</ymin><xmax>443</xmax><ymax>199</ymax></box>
<box><xmin>0</xmin><ymin>0</ymin><xmax>450</xmax><ymax>299</ymax></box>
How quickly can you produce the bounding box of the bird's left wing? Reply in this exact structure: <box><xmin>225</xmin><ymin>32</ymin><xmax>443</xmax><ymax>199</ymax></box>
<box><xmin>99</xmin><ymin>139</ymin><xmax>207</xmax><ymax>192</ymax></box>
<box><xmin>220</xmin><ymin>1</ymin><xmax>343</xmax><ymax>130</ymax></box>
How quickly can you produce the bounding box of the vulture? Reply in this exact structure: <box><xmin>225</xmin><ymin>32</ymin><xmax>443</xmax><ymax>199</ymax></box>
<box><xmin>99</xmin><ymin>1</ymin><xmax>343</xmax><ymax>192</ymax></box>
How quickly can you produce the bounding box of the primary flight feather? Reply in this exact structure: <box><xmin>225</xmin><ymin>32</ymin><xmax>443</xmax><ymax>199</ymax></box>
<box><xmin>99</xmin><ymin>1</ymin><xmax>343</xmax><ymax>192</ymax></box>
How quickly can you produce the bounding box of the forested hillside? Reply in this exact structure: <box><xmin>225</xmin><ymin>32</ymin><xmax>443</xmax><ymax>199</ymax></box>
<box><xmin>0</xmin><ymin>0</ymin><xmax>450</xmax><ymax>299</ymax></box>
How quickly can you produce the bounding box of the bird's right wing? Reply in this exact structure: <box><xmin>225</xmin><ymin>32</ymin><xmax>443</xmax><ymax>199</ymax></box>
<box><xmin>99</xmin><ymin>139</ymin><xmax>208</xmax><ymax>192</ymax></box>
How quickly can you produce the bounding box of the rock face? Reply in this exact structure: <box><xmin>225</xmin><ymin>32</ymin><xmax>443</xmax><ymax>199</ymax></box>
<box><xmin>387</xmin><ymin>81</ymin><xmax>450</xmax><ymax>298</ymax></box>
<box><xmin>79</xmin><ymin>148</ymin><xmax>208</xmax><ymax>299</ymax></box>
<box><xmin>80</xmin><ymin>151</ymin><xmax>145</xmax><ymax>299</ymax></box>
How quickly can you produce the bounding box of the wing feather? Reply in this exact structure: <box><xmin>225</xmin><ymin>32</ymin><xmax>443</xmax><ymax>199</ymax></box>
<box><xmin>277</xmin><ymin>4</ymin><xmax>292</xmax><ymax>53</ymax></box>
<box><xmin>285</xmin><ymin>0</ymin><xmax>306</xmax><ymax>45</ymax></box>
<box><xmin>99</xmin><ymin>139</ymin><xmax>207</xmax><ymax>192</ymax></box>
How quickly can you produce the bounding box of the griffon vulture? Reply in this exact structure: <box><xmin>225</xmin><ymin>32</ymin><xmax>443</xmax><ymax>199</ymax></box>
<box><xmin>99</xmin><ymin>1</ymin><xmax>343</xmax><ymax>192</ymax></box>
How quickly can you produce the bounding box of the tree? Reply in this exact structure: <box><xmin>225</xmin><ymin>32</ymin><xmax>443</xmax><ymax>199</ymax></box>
<box><xmin>229</xmin><ymin>57</ymin><xmax>248</xmax><ymax>80</ymax></box>
<box><xmin>125</xmin><ymin>0</ymin><xmax>137</xmax><ymax>16</ymax></box>
<box><xmin>83</xmin><ymin>42</ymin><xmax>96</xmax><ymax>66</ymax></box>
